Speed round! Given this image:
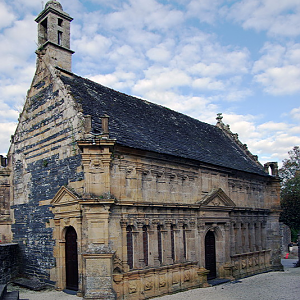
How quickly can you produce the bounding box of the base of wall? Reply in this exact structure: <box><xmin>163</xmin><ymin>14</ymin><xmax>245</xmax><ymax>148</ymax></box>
<box><xmin>0</xmin><ymin>243</ymin><xmax>19</xmax><ymax>284</ymax></box>
<box><xmin>112</xmin><ymin>262</ymin><xmax>209</xmax><ymax>300</ymax></box>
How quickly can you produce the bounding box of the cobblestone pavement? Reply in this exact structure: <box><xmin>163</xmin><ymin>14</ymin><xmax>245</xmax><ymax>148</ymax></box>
<box><xmin>8</xmin><ymin>259</ymin><xmax>299</xmax><ymax>300</ymax></box>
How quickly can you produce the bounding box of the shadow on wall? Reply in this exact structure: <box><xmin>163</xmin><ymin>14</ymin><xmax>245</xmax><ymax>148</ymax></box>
<box><xmin>0</xmin><ymin>243</ymin><xmax>20</xmax><ymax>284</ymax></box>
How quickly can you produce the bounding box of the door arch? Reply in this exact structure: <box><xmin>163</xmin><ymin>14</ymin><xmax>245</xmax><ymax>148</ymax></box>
<box><xmin>205</xmin><ymin>230</ymin><xmax>216</xmax><ymax>279</ymax></box>
<box><xmin>65</xmin><ymin>226</ymin><xmax>78</xmax><ymax>290</ymax></box>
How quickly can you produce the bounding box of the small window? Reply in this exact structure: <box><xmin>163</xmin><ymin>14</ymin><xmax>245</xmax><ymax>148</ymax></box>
<box><xmin>126</xmin><ymin>226</ymin><xmax>133</xmax><ymax>269</ymax></box>
<box><xmin>58</xmin><ymin>31</ymin><xmax>62</xmax><ymax>45</ymax></box>
<box><xmin>40</xmin><ymin>18</ymin><xmax>48</xmax><ymax>42</ymax></box>
<box><xmin>58</xmin><ymin>18</ymin><xmax>63</xmax><ymax>26</ymax></box>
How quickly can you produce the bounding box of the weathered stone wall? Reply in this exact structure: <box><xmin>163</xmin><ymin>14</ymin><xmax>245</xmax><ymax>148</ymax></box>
<box><xmin>0</xmin><ymin>166</ymin><xmax>11</xmax><ymax>243</ymax></box>
<box><xmin>10</xmin><ymin>63</ymin><xmax>85</xmax><ymax>282</ymax></box>
<box><xmin>0</xmin><ymin>243</ymin><xmax>20</xmax><ymax>284</ymax></box>
<box><xmin>110</xmin><ymin>147</ymin><xmax>279</xmax><ymax>211</ymax></box>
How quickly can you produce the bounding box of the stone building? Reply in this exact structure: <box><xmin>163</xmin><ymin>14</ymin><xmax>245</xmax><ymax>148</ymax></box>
<box><xmin>0</xmin><ymin>1</ymin><xmax>283</xmax><ymax>299</ymax></box>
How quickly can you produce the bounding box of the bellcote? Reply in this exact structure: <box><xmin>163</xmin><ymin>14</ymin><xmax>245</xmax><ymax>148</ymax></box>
<box><xmin>35</xmin><ymin>0</ymin><xmax>74</xmax><ymax>72</ymax></box>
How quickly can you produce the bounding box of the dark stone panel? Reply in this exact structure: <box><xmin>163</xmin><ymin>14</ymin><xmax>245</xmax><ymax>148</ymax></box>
<box><xmin>11</xmin><ymin>203</ymin><xmax>55</xmax><ymax>281</ymax></box>
<box><xmin>26</xmin><ymin>153</ymin><xmax>83</xmax><ymax>201</ymax></box>
<box><xmin>26</xmin><ymin>84</ymin><xmax>59</xmax><ymax>114</ymax></box>
<box><xmin>33</xmin><ymin>80</ymin><xmax>45</xmax><ymax>90</ymax></box>
<box><xmin>0</xmin><ymin>244</ymin><xmax>20</xmax><ymax>284</ymax></box>
<box><xmin>11</xmin><ymin>153</ymin><xmax>83</xmax><ymax>282</ymax></box>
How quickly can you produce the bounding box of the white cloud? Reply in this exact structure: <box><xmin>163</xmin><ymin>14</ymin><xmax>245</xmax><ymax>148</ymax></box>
<box><xmin>192</xmin><ymin>77</ymin><xmax>225</xmax><ymax>90</ymax></box>
<box><xmin>219</xmin><ymin>113</ymin><xmax>300</xmax><ymax>165</ymax></box>
<box><xmin>105</xmin><ymin>0</ymin><xmax>184</xmax><ymax>32</ymax></box>
<box><xmin>225</xmin><ymin>0</ymin><xmax>300</xmax><ymax>37</ymax></box>
<box><xmin>133</xmin><ymin>68</ymin><xmax>191</xmax><ymax>94</ymax></box>
<box><xmin>0</xmin><ymin>0</ymin><xmax>299</xmax><ymax>169</ymax></box>
<box><xmin>146</xmin><ymin>45</ymin><xmax>172</xmax><ymax>63</ymax></box>
<box><xmin>0</xmin><ymin>122</ymin><xmax>16</xmax><ymax>155</ymax></box>
<box><xmin>89</xmin><ymin>71</ymin><xmax>136</xmax><ymax>90</ymax></box>
<box><xmin>253</xmin><ymin>43</ymin><xmax>300</xmax><ymax>95</ymax></box>
<box><xmin>74</xmin><ymin>34</ymin><xmax>112</xmax><ymax>58</ymax></box>
<box><xmin>290</xmin><ymin>107</ymin><xmax>300</xmax><ymax>121</ymax></box>
<box><xmin>258</xmin><ymin>121</ymin><xmax>289</xmax><ymax>132</ymax></box>
<box><xmin>187</xmin><ymin>0</ymin><xmax>222</xmax><ymax>24</ymax></box>
<box><xmin>0</xmin><ymin>15</ymin><xmax>36</xmax><ymax>76</ymax></box>
<box><xmin>0</xmin><ymin>2</ymin><xmax>15</xmax><ymax>30</ymax></box>
<box><xmin>254</xmin><ymin>66</ymin><xmax>300</xmax><ymax>95</ymax></box>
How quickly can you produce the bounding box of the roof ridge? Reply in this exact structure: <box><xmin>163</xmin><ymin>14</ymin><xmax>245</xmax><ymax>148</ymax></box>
<box><xmin>216</xmin><ymin>113</ymin><xmax>263</xmax><ymax>168</ymax></box>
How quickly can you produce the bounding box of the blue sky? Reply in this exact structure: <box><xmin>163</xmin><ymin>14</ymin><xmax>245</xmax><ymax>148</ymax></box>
<box><xmin>1</xmin><ymin>0</ymin><xmax>300</xmax><ymax>167</ymax></box>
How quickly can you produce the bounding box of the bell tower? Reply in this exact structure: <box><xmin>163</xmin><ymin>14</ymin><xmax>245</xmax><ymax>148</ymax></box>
<box><xmin>35</xmin><ymin>0</ymin><xmax>74</xmax><ymax>72</ymax></box>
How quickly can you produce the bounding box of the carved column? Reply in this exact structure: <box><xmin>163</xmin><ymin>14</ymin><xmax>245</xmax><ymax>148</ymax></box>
<box><xmin>244</xmin><ymin>222</ymin><xmax>250</xmax><ymax>253</ymax></box>
<box><xmin>249</xmin><ymin>222</ymin><xmax>255</xmax><ymax>252</ymax></box>
<box><xmin>166</xmin><ymin>170</ymin><xmax>177</xmax><ymax>203</ymax></box>
<box><xmin>261</xmin><ymin>221</ymin><xmax>267</xmax><ymax>250</ymax></box>
<box><xmin>176</xmin><ymin>221</ymin><xmax>184</xmax><ymax>263</ymax></box>
<box><xmin>125</xmin><ymin>167</ymin><xmax>137</xmax><ymax>201</ymax></box>
<box><xmin>149</xmin><ymin>220</ymin><xmax>159</xmax><ymax>267</ymax></box>
<box><xmin>156</xmin><ymin>170</ymin><xmax>166</xmax><ymax>203</ymax></box>
<box><xmin>255</xmin><ymin>222</ymin><xmax>262</xmax><ymax>251</ymax></box>
<box><xmin>197</xmin><ymin>222</ymin><xmax>205</xmax><ymax>267</ymax></box>
<box><xmin>188</xmin><ymin>220</ymin><xmax>196</xmax><ymax>261</ymax></box>
<box><xmin>135</xmin><ymin>164</ymin><xmax>143</xmax><ymax>201</ymax></box>
<box><xmin>141</xmin><ymin>169</ymin><xmax>151</xmax><ymax>201</ymax></box>
<box><xmin>136</xmin><ymin>222</ymin><xmax>144</xmax><ymax>268</ymax></box>
<box><xmin>224</xmin><ymin>222</ymin><xmax>231</xmax><ymax>261</ymax></box>
<box><xmin>163</xmin><ymin>221</ymin><xmax>173</xmax><ymax>265</ymax></box>
<box><xmin>235</xmin><ymin>222</ymin><xmax>242</xmax><ymax>254</ymax></box>
<box><xmin>230</xmin><ymin>221</ymin><xmax>236</xmax><ymax>256</ymax></box>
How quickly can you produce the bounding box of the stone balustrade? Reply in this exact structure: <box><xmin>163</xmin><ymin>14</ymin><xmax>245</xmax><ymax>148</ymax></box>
<box><xmin>113</xmin><ymin>262</ymin><xmax>209</xmax><ymax>300</ymax></box>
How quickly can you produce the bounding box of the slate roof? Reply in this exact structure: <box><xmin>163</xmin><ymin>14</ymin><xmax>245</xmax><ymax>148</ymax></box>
<box><xmin>60</xmin><ymin>73</ymin><xmax>268</xmax><ymax>177</ymax></box>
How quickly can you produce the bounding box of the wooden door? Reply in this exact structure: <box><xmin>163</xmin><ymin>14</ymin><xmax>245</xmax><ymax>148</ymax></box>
<box><xmin>65</xmin><ymin>226</ymin><xmax>78</xmax><ymax>290</ymax></box>
<box><xmin>205</xmin><ymin>231</ymin><xmax>216</xmax><ymax>279</ymax></box>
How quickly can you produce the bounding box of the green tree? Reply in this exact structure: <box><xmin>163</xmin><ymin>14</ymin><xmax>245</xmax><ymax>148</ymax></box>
<box><xmin>279</xmin><ymin>146</ymin><xmax>300</xmax><ymax>186</ymax></box>
<box><xmin>279</xmin><ymin>146</ymin><xmax>300</xmax><ymax>266</ymax></box>
<box><xmin>280</xmin><ymin>174</ymin><xmax>300</xmax><ymax>233</ymax></box>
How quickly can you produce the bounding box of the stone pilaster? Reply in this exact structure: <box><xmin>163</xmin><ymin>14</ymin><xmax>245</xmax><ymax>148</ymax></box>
<box><xmin>255</xmin><ymin>222</ymin><xmax>262</xmax><ymax>251</ymax></box>
<box><xmin>164</xmin><ymin>221</ymin><xmax>173</xmax><ymax>265</ymax></box>
<box><xmin>151</xmin><ymin>220</ymin><xmax>160</xmax><ymax>267</ymax></box>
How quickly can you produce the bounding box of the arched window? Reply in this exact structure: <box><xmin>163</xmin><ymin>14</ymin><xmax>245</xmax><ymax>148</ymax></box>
<box><xmin>171</xmin><ymin>224</ymin><xmax>175</xmax><ymax>262</ymax></box>
<box><xmin>126</xmin><ymin>226</ymin><xmax>133</xmax><ymax>269</ymax></box>
<box><xmin>143</xmin><ymin>225</ymin><xmax>148</xmax><ymax>266</ymax></box>
<box><xmin>157</xmin><ymin>225</ymin><xmax>162</xmax><ymax>264</ymax></box>
<box><xmin>183</xmin><ymin>225</ymin><xmax>187</xmax><ymax>260</ymax></box>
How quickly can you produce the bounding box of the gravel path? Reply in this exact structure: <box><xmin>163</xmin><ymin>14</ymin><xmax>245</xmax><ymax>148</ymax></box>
<box><xmin>9</xmin><ymin>259</ymin><xmax>299</xmax><ymax>300</ymax></box>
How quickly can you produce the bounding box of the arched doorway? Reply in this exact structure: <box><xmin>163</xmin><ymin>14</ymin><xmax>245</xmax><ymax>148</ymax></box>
<box><xmin>65</xmin><ymin>226</ymin><xmax>78</xmax><ymax>290</ymax></box>
<box><xmin>205</xmin><ymin>230</ymin><xmax>216</xmax><ymax>279</ymax></box>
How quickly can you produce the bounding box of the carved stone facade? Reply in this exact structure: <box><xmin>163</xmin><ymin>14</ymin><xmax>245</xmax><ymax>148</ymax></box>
<box><xmin>0</xmin><ymin>156</ymin><xmax>11</xmax><ymax>243</ymax></box>
<box><xmin>0</xmin><ymin>1</ymin><xmax>283</xmax><ymax>300</ymax></box>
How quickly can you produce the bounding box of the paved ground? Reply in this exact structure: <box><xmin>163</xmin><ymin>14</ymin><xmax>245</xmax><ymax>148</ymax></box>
<box><xmin>8</xmin><ymin>259</ymin><xmax>300</xmax><ymax>300</ymax></box>
<box><xmin>156</xmin><ymin>259</ymin><xmax>299</xmax><ymax>300</ymax></box>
